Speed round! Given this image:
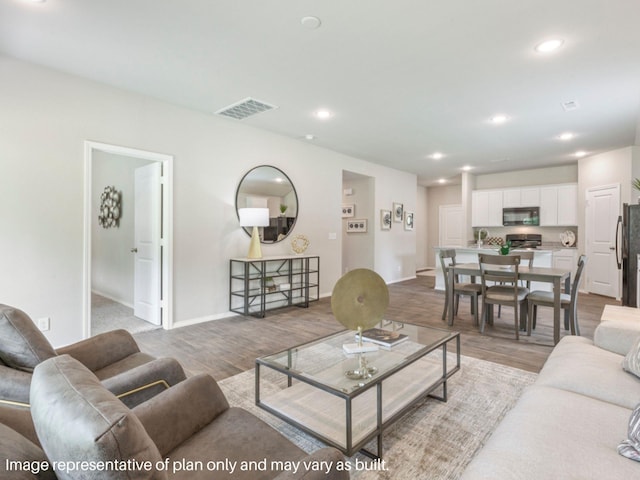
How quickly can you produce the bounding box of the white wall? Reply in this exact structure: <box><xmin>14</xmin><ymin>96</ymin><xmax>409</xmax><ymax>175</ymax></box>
<box><xmin>415</xmin><ymin>186</ymin><xmax>428</xmax><ymax>270</ymax></box>
<box><xmin>476</xmin><ymin>164</ymin><xmax>578</xmax><ymax>189</ymax></box>
<box><xmin>0</xmin><ymin>56</ymin><xmax>416</xmax><ymax>346</ymax></box>
<box><xmin>342</xmin><ymin>174</ymin><xmax>374</xmax><ymax>273</ymax></box>
<box><xmin>91</xmin><ymin>151</ymin><xmax>152</xmax><ymax>305</ymax></box>
<box><xmin>578</xmin><ymin>146</ymin><xmax>634</xmax><ymax>251</ymax></box>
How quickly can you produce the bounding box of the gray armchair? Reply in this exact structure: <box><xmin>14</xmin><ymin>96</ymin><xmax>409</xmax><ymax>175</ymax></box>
<box><xmin>31</xmin><ymin>355</ymin><xmax>349</xmax><ymax>480</ymax></box>
<box><xmin>0</xmin><ymin>304</ymin><xmax>186</xmax><ymax>408</ymax></box>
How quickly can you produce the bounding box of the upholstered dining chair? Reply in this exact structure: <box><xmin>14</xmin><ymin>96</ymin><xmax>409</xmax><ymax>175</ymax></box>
<box><xmin>527</xmin><ymin>254</ymin><xmax>587</xmax><ymax>338</ymax></box>
<box><xmin>0</xmin><ymin>304</ymin><xmax>186</xmax><ymax>408</ymax></box>
<box><xmin>478</xmin><ymin>254</ymin><xmax>529</xmax><ymax>340</ymax></box>
<box><xmin>439</xmin><ymin>249</ymin><xmax>482</xmax><ymax>326</ymax></box>
<box><xmin>498</xmin><ymin>250</ymin><xmax>534</xmax><ymax>318</ymax></box>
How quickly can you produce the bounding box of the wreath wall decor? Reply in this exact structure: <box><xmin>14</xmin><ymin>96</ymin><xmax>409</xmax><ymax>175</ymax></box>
<box><xmin>98</xmin><ymin>186</ymin><xmax>122</xmax><ymax>228</ymax></box>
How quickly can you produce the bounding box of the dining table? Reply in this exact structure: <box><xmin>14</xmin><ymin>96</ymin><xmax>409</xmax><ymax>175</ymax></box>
<box><xmin>446</xmin><ymin>262</ymin><xmax>572</xmax><ymax>345</ymax></box>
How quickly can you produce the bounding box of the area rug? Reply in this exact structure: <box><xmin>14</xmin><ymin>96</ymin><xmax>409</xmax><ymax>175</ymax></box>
<box><xmin>218</xmin><ymin>355</ymin><xmax>537</xmax><ymax>480</ymax></box>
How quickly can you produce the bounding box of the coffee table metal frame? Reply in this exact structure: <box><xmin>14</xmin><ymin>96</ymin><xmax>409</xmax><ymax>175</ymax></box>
<box><xmin>255</xmin><ymin>323</ymin><xmax>460</xmax><ymax>459</ymax></box>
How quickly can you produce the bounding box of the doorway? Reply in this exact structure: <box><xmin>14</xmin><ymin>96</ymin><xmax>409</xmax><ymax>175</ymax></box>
<box><xmin>83</xmin><ymin>142</ymin><xmax>173</xmax><ymax>338</ymax></box>
<box><xmin>585</xmin><ymin>184</ymin><xmax>620</xmax><ymax>298</ymax></box>
<box><xmin>439</xmin><ymin>205</ymin><xmax>464</xmax><ymax>247</ymax></box>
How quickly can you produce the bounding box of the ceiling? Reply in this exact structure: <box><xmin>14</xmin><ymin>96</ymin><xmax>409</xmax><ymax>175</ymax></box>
<box><xmin>2</xmin><ymin>0</ymin><xmax>640</xmax><ymax>186</ymax></box>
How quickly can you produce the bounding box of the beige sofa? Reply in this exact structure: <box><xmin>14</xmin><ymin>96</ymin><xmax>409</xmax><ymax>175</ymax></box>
<box><xmin>461</xmin><ymin>306</ymin><xmax>640</xmax><ymax>479</ymax></box>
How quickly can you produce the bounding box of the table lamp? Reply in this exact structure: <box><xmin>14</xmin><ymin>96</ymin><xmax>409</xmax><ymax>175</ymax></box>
<box><xmin>238</xmin><ymin>208</ymin><xmax>270</xmax><ymax>259</ymax></box>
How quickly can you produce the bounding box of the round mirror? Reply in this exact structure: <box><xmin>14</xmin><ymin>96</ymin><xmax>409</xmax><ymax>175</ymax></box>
<box><xmin>235</xmin><ymin>165</ymin><xmax>298</xmax><ymax>243</ymax></box>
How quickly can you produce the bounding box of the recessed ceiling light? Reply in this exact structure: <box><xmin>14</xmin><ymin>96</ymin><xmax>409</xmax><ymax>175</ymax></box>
<box><xmin>438</xmin><ymin>178</ymin><xmax>447</xmax><ymax>184</ymax></box>
<box><xmin>314</xmin><ymin>109</ymin><xmax>333</xmax><ymax>119</ymax></box>
<box><xmin>558</xmin><ymin>132</ymin><xmax>574</xmax><ymax>141</ymax></box>
<box><xmin>301</xmin><ymin>16</ymin><xmax>322</xmax><ymax>29</ymax></box>
<box><xmin>535</xmin><ymin>38</ymin><xmax>564</xmax><ymax>53</ymax></box>
<box><xmin>490</xmin><ymin>114</ymin><xmax>509</xmax><ymax>124</ymax></box>
<box><xmin>461</xmin><ymin>166</ymin><xmax>473</xmax><ymax>171</ymax></box>
<box><xmin>574</xmin><ymin>150</ymin><xmax>587</xmax><ymax>158</ymax></box>
<box><xmin>304</xmin><ymin>134</ymin><xmax>316</xmax><ymax>140</ymax></box>
<box><xmin>431</xmin><ymin>152</ymin><xmax>444</xmax><ymax>160</ymax></box>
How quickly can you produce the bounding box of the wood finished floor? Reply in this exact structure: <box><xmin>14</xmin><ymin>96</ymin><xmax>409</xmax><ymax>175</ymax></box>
<box><xmin>134</xmin><ymin>276</ymin><xmax>617</xmax><ymax>380</ymax></box>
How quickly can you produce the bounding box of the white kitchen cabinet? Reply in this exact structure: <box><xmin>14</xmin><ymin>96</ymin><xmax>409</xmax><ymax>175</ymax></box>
<box><xmin>557</xmin><ymin>184</ymin><xmax>578</xmax><ymax>226</ymax></box>
<box><xmin>539</xmin><ymin>184</ymin><xmax>578</xmax><ymax>226</ymax></box>
<box><xmin>539</xmin><ymin>186</ymin><xmax>559</xmax><ymax>225</ymax></box>
<box><xmin>553</xmin><ymin>249</ymin><xmax>578</xmax><ymax>278</ymax></box>
<box><xmin>503</xmin><ymin>187</ymin><xmax>540</xmax><ymax>208</ymax></box>
<box><xmin>471</xmin><ymin>190</ymin><xmax>503</xmax><ymax>227</ymax></box>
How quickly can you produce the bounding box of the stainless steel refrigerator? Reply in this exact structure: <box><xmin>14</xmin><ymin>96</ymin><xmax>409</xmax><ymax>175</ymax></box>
<box><xmin>616</xmin><ymin>203</ymin><xmax>640</xmax><ymax>307</ymax></box>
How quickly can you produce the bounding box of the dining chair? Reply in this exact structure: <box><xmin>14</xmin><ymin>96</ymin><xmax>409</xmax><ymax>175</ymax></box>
<box><xmin>439</xmin><ymin>249</ymin><xmax>482</xmax><ymax>326</ymax></box>
<box><xmin>478</xmin><ymin>254</ymin><xmax>529</xmax><ymax>340</ymax></box>
<box><xmin>498</xmin><ymin>250</ymin><xmax>534</xmax><ymax>318</ymax></box>
<box><xmin>527</xmin><ymin>255</ymin><xmax>587</xmax><ymax>339</ymax></box>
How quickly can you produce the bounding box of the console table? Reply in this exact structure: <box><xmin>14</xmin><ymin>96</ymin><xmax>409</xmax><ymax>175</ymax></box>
<box><xmin>229</xmin><ymin>255</ymin><xmax>319</xmax><ymax>318</ymax></box>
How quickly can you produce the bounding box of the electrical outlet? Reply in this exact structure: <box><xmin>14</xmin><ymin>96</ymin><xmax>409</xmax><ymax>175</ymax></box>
<box><xmin>37</xmin><ymin>317</ymin><xmax>50</xmax><ymax>331</ymax></box>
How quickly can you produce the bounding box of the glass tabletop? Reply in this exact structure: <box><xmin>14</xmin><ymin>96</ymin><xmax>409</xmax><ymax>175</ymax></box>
<box><xmin>257</xmin><ymin>322</ymin><xmax>457</xmax><ymax>395</ymax></box>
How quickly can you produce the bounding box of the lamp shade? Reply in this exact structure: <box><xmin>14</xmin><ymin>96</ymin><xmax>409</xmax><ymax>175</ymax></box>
<box><xmin>238</xmin><ymin>208</ymin><xmax>270</xmax><ymax>227</ymax></box>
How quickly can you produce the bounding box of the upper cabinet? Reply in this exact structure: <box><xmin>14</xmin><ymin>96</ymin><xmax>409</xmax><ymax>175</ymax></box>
<box><xmin>502</xmin><ymin>187</ymin><xmax>540</xmax><ymax>208</ymax></box>
<box><xmin>471</xmin><ymin>189</ymin><xmax>503</xmax><ymax>227</ymax></box>
<box><xmin>472</xmin><ymin>183</ymin><xmax>578</xmax><ymax>227</ymax></box>
<box><xmin>539</xmin><ymin>184</ymin><xmax>578</xmax><ymax>226</ymax></box>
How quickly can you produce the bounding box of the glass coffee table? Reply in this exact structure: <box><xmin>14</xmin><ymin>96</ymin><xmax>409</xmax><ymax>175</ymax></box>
<box><xmin>255</xmin><ymin>322</ymin><xmax>460</xmax><ymax>458</ymax></box>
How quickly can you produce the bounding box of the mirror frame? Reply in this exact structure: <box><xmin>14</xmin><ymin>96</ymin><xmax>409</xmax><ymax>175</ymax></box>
<box><xmin>235</xmin><ymin>165</ymin><xmax>299</xmax><ymax>244</ymax></box>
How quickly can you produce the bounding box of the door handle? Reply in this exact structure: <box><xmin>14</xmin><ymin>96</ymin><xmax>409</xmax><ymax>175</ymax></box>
<box><xmin>131</xmin><ymin>248</ymin><xmax>138</xmax><ymax>253</ymax></box>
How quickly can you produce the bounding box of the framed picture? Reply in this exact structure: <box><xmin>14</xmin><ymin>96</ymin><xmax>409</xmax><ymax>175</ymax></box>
<box><xmin>380</xmin><ymin>209</ymin><xmax>392</xmax><ymax>230</ymax></box>
<box><xmin>346</xmin><ymin>219</ymin><xmax>368</xmax><ymax>233</ymax></box>
<box><xmin>393</xmin><ymin>202</ymin><xmax>403</xmax><ymax>222</ymax></box>
<box><xmin>404</xmin><ymin>211</ymin><xmax>414</xmax><ymax>231</ymax></box>
<box><xmin>342</xmin><ymin>204</ymin><xmax>355</xmax><ymax>218</ymax></box>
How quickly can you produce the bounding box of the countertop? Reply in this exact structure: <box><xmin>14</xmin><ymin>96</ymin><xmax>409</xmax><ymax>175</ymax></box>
<box><xmin>434</xmin><ymin>245</ymin><xmax>576</xmax><ymax>253</ymax></box>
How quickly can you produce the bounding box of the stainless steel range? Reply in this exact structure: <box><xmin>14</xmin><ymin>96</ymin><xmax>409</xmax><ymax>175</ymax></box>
<box><xmin>505</xmin><ymin>233</ymin><xmax>542</xmax><ymax>249</ymax></box>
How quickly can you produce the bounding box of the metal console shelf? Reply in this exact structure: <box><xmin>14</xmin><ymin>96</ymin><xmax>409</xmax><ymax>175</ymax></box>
<box><xmin>229</xmin><ymin>255</ymin><xmax>319</xmax><ymax>318</ymax></box>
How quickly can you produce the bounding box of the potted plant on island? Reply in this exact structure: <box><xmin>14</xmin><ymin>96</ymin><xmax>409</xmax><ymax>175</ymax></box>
<box><xmin>633</xmin><ymin>178</ymin><xmax>640</xmax><ymax>204</ymax></box>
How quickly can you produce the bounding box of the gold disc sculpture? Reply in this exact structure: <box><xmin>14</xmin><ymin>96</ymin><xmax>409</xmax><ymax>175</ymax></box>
<box><xmin>331</xmin><ymin>269</ymin><xmax>390</xmax><ymax>380</ymax></box>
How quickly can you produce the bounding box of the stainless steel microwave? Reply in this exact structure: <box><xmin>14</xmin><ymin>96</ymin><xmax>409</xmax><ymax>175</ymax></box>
<box><xmin>503</xmin><ymin>207</ymin><xmax>540</xmax><ymax>226</ymax></box>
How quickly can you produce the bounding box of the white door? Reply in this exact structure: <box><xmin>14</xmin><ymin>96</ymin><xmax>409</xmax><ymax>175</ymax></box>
<box><xmin>439</xmin><ymin>205</ymin><xmax>464</xmax><ymax>246</ymax></box>
<box><xmin>585</xmin><ymin>184</ymin><xmax>620</xmax><ymax>298</ymax></box>
<box><xmin>134</xmin><ymin>163</ymin><xmax>162</xmax><ymax>324</ymax></box>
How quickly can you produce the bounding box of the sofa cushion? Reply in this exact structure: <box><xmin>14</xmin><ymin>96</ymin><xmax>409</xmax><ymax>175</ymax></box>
<box><xmin>460</xmin><ymin>385</ymin><xmax>638</xmax><ymax>480</ymax></box>
<box><xmin>618</xmin><ymin>403</ymin><xmax>640</xmax><ymax>462</ymax></box>
<box><xmin>623</xmin><ymin>336</ymin><xmax>640</xmax><ymax>380</ymax></box>
<box><xmin>595</xmin><ymin>309</ymin><xmax>640</xmax><ymax>356</ymax></box>
<box><xmin>30</xmin><ymin>355</ymin><xmax>165</xmax><ymax>480</ymax></box>
<box><xmin>0</xmin><ymin>422</ymin><xmax>56</xmax><ymax>480</ymax></box>
<box><xmin>0</xmin><ymin>305</ymin><xmax>56</xmax><ymax>372</ymax></box>
<box><xmin>535</xmin><ymin>336</ymin><xmax>640</xmax><ymax>410</ymax></box>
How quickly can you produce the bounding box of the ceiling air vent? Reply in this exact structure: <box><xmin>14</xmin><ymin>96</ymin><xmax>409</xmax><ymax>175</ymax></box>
<box><xmin>215</xmin><ymin>97</ymin><xmax>277</xmax><ymax>120</ymax></box>
<box><xmin>561</xmin><ymin>100</ymin><xmax>580</xmax><ymax>112</ymax></box>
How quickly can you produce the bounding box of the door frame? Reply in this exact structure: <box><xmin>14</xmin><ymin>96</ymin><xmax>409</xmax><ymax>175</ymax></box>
<box><xmin>82</xmin><ymin>141</ymin><xmax>174</xmax><ymax>338</ymax></box>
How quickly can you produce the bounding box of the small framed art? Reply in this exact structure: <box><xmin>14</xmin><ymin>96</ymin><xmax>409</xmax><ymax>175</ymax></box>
<box><xmin>381</xmin><ymin>209</ymin><xmax>392</xmax><ymax>230</ymax></box>
<box><xmin>393</xmin><ymin>202</ymin><xmax>403</xmax><ymax>222</ymax></box>
<box><xmin>342</xmin><ymin>204</ymin><xmax>355</xmax><ymax>218</ymax></box>
<box><xmin>404</xmin><ymin>211</ymin><xmax>414</xmax><ymax>231</ymax></box>
<box><xmin>346</xmin><ymin>219</ymin><xmax>368</xmax><ymax>233</ymax></box>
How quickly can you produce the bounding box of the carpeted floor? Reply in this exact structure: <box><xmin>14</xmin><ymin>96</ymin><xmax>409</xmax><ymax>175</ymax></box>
<box><xmin>91</xmin><ymin>293</ymin><xmax>160</xmax><ymax>336</ymax></box>
<box><xmin>219</xmin><ymin>354</ymin><xmax>536</xmax><ymax>480</ymax></box>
